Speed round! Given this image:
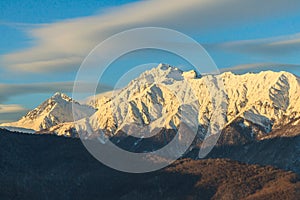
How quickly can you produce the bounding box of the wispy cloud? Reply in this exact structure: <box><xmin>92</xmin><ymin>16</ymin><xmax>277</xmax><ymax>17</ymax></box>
<box><xmin>211</xmin><ymin>33</ymin><xmax>300</xmax><ymax>56</ymax></box>
<box><xmin>8</xmin><ymin>56</ymin><xmax>83</xmax><ymax>73</ymax></box>
<box><xmin>220</xmin><ymin>62</ymin><xmax>300</xmax><ymax>74</ymax></box>
<box><xmin>0</xmin><ymin>104</ymin><xmax>29</xmax><ymax>123</ymax></box>
<box><xmin>0</xmin><ymin>82</ymin><xmax>112</xmax><ymax>103</ymax></box>
<box><xmin>0</xmin><ymin>82</ymin><xmax>73</xmax><ymax>103</ymax></box>
<box><xmin>2</xmin><ymin>0</ymin><xmax>300</xmax><ymax>74</ymax></box>
<box><xmin>0</xmin><ymin>104</ymin><xmax>28</xmax><ymax>114</ymax></box>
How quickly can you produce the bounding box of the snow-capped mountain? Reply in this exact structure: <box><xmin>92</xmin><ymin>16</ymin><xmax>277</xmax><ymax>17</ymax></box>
<box><xmin>47</xmin><ymin>64</ymin><xmax>300</xmax><ymax>141</ymax></box>
<box><xmin>2</xmin><ymin>64</ymin><xmax>300</xmax><ymax>142</ymax></box>
<box><xmin>0</xmin><ymin>92</ymin><xmax>95</xmax><ymax>133</ymax></box>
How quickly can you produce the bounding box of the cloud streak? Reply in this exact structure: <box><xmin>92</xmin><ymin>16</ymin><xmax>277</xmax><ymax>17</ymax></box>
<box><xmin>2</xmin><ymin>0</ymin><xmax>300</xmax><ymax>74</ymax></box>
<box><xmin>220</xmin><ymin>62</ymin><xmax>300</xmax><ymax>74</ymax></box>
<box><xmin>0</xmin><ymin>104</ymin><xmax>28</xmax><ymax>114</ymax></box>
<box><xmin>211</xmin><ymin>33</ymin><xmax>300</xmax><ymax>56</ymax></box>
<box><xmin>0</xmin><ymin>82</ymin><xmax>113</xmax><ymax>103</ymax></box>
<box><xmin>0</xmin><ymin>104</ymin><xmax>29</xmax><ymax>123</ymax></box>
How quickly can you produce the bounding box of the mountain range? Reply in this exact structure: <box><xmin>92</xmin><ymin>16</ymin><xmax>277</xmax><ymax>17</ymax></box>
<box><xmin>2</xmin><ymin>64</ymin><xmax>300</xmax><ymax>140</ymax></box>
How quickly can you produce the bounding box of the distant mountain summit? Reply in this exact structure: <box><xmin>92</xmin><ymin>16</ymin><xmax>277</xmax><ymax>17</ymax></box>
<box><xmin>0</xmin><ymin>92</ymin><xmax>95</xmax><ymax>132</ymax></box>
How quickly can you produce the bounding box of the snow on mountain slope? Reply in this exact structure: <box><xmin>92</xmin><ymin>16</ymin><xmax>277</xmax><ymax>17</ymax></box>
<box><xmin>84</xmin><ymin>90</ymin><xmax>119</xmax><ymax>109</ymax></box>
<box><xmin>50</xmin><ymin>64</ymin><xmax>300</xmax><ymax>140</ymax></box>
<box><xmin>218</xmin><ymin>71</ymin><xmax>300</xmax><ymax>128</ymax></box>
<box><xmin>3</xmin><ymin>64</ymin><xmax>300</xmax><ymax>141</ymax></box>
<box><xmin>0</xmin><ymin>92</ymin><xmax>95</xmax><ymax>132</ymax></box>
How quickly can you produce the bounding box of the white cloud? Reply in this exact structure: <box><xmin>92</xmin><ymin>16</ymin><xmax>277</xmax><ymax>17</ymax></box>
<box><xmin>0</xmin><ymin>104</ymin><xmax>27</xmax><ymax>113</ymax></box>
<box><xmin>0</xmin><ymin>104</ymin><xmax>29</xmax><ymax>123</ymax></box>
<box><xmin>220</xmin><ymin>62</ymin><xmax>300</xmax><ymax>74</ymax></box>
<box><xmin>0</xmin><ymin>82</ymin><xmax>112</xmax><ymax>103</ymax></box>
<box><xmin>9</xmin><ymin>56</ymin><xmax>83</xmax><ymax>73</ymax></box>
<box><xmin>2</xmin><ymin>0</ymin><xmax>300</xmax><ymax>74</ymax></box>
<box><xmin>269</xmin><ymin>35</ymin><xmax>300</xmax><ymax>46</ymax></box>
<box><xmin>212</xmin><ymin>33</ymin><xmax>300</xmax><ymax>56</ymax></box>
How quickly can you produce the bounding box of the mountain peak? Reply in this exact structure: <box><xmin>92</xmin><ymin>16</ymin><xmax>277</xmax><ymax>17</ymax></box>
<box><xmin>147</xmin><ymin>63</ymin><xmax>182</xmax><ymax>74</ymax></box>
<box><xmin>53</xmin><ymin>92</ymin><xmax>63</xmax><ymax>97</ymax></box>
<box><xmin>157</xmin><ymin>63</ymin><xmax>171</xmax><ymax>70</ymax></box>
<box><xmin>155</xmin><ymin>63</ymin><xmax>199</xmax><ymax>79</ymax></box>
<box><xmin>51</xmin><ymin>92</ymin><xmax>72</xmax><ymax>102</ymax></box>
<box><xmin>221</xmin><ymin>71</ymin><xmax>235</xmax><ymax>77</ymax></box>
<box><xmin>0</xmin><ymin>92</ymin><xmax>95</xmax><ymax>132</ymax></box>
<box><xmin>131</xmin><ymin>63</ymin><xmax>201</xmax><ymax>86</ymax></box>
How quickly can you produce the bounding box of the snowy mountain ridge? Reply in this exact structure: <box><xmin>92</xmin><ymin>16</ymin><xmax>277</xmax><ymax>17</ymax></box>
<box><xmin>51</xmin><ymin>64</ymin><xmax>300</xmax><ymax>139</ymax></box>
<box><xmin>1</xmin><ymin>64</ymin><xmax>300</xmax><ymax>141</ymax></box>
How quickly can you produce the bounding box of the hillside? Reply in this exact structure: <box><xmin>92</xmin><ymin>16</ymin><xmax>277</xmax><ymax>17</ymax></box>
<box><xmin>0</xmin><ymin>129</ymin><xmax>299</xmax><ymax>200</ymax></box>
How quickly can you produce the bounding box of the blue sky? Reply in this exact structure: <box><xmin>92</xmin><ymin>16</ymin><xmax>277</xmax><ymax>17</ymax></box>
<box><xmin>1</xmin><ymin>0</ymin><xmax>300</xmax><ymax>122</ymax></box>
